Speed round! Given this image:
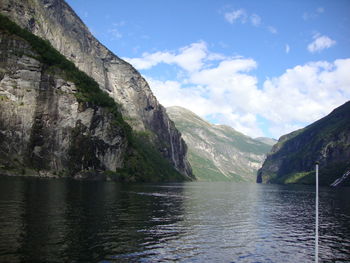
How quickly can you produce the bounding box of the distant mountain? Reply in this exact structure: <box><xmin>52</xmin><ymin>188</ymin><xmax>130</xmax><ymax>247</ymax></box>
<box><xmin>255</xmin><ymin>137</ymin><xmax>277</xmax><ymax>146</ymax></box>
<box><xmin>258</xmin><ymin>101</ymin><xmax>350</xmax><ymax>186</ymax></box>
<box><xmin>166</xmin><ymin>106</ymin><xmax>274</xmax><ymax>182</ymax></box>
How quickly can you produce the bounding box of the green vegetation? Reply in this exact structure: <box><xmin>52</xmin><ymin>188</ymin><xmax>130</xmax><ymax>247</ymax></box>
<box><xmin>0</xmin><ymin>156</ymin><xmax>39</xmax><ymax>177</ymax></box>
<box><xmin>119</xmin><ymin>132</ymin><xmax>186</xmax><ymax>182</ymax></box>
<box><xmin>0</xmin><ymin>14</ymin><xmax>185</xmax><ymax>182</ymax></box>
<box><xmin>188</xmin><ymin>151</ymin><xmax>245</xmax><ymax>182</ymax></box>
<box><xmin>268</xmin><ymin>162</ymin><xmax>350</xmax><ymax>186</ymax></box>
<box><xmin>0</xmin><ymin>95</ymin><xmax>9</xmax><ymax>101</ymax></box>
<box><xmin>269</xmin><ymin>171</ymin><xmax>314</xmax><ymax>184</ymax></box>
<box><xmin>188</xmin><ymin>151</ymin><xmax>231</xmax><ymax>182</ymax></box>
<box><xmin>218</xmin><ymin>126</ymin><xmax>272</xmax><ymax>155</ymax></box>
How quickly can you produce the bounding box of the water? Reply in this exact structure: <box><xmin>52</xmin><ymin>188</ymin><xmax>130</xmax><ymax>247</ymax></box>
<box><xmin>0</xmin><ymin>177</ymin><xmax>349</xmax><ymax>263</ymax></box>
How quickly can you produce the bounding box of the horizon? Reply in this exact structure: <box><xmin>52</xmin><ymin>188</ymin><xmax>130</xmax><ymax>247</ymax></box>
<box><xmin>66</xmin><ymin>0</ymin><xmax>350</xmax><ymax>139</ymax></box>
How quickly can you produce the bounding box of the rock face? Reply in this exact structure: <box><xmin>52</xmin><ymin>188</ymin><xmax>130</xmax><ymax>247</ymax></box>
<box><xmin>0</xmin><ymin>0</ymin><xmax>192</xmax><ymax>177</ymax></box>
<box><xmin>0</xmin><ymin>30</ymin><xmax>126</xmax><ymax>178</ymax></box>
<box><xmin>167</xmin><ymin>106</ymin><xmax>274</xmax><ymax>182</ymax></box>
<box><xmin>258</xmin><ymin>101</ymin><xmax>350</xmax><ymax>186</ymax></box>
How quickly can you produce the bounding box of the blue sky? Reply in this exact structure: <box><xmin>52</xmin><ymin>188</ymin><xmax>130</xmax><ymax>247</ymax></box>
<box><xmin>66</xmin><ymin>0</ymin><xmax>350</xmax><ymax>138</ymax></box>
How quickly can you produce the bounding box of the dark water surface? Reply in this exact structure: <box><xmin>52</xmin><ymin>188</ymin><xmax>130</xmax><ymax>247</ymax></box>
<box><xmin>0</xmin><ymin>176</ymin><xmax>349</xmax><ymax>263</ymax></box>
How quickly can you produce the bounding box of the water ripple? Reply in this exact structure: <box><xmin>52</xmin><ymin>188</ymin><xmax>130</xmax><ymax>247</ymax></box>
<box><xmin>0</xmin><ymin>178</ymin><xmax>349</xmax><ymax>262</ymax></box>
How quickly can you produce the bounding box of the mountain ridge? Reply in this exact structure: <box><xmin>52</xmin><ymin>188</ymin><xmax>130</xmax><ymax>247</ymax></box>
<box><xmin>257</xmin><ymin>100</ymin><xmax>350</xmax><ymax>186</ymax></box>
<box><xmin>167</xmin><ymin>106</ymin><xmax>274</xmax><ymax>182</ymax></box>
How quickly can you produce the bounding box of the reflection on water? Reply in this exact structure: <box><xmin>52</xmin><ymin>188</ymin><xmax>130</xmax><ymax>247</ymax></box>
<box><xmin>0</xmin><ymin>177</ymin><xmax>349</xmax><ymax>262</ymax></box>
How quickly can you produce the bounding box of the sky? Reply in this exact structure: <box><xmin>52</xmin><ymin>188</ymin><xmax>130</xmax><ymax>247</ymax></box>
<box><xmin>66</xmin><ymin>0</ymin><xmax>350</xmax><ymax>139</ymax></box>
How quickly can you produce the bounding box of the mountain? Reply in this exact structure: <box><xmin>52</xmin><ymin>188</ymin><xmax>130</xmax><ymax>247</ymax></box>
<box><xmin>0</xmin><ymin>14</ymin><xmax>192</xmax><ymax>182</ymax></box>
<box><xmin>0</xmin><ymin>0</ymin><xmax>193</xmax><ymax>180</ymax></box>
<box><xmin>255</xmin><ymin>137</ymin><xmax>277</xmax><ymax>146</ymax></box>
<box><xmin>0</xmin><ymin>0</ymin><xmax>192</xmax><ymax>178</ymax></box>
<box><xmin>166</xmin><ymin>106</ymin><xmax>274</xmax><ymax>182</ymax></box>
<box><xmin>257</xmin><ymin>101</ymin><xmax>350</xmax><ymax>186</ymax></box>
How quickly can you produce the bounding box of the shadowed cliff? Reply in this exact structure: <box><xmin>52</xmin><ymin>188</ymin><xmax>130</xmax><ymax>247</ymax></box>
<box><xmin>258</xmin><ymin>101</ymin><xmax>350</xmax><ymax>186</ymax></box>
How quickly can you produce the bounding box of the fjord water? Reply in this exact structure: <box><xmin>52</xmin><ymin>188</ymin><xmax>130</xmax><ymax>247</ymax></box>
<box><xmin>0</xmin><ymin>177</ymin><xmax>349</xmax><ymax>263</ymax></box>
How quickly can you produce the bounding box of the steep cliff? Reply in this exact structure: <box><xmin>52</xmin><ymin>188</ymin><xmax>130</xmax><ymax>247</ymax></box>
<box><xmin>0</xmin><ymin>0</ymin><xmax>192</xmax><ymax>177</ymax></box>
<box><xmin>167</xmin><ymin>106</ymin><xmax>273</xmax><ymax>182</ymax></box>
<box><xmin>0</xmin><ymin>28</ymin><xmax>126</xmax><ymax>179</ymax></box>
<box><xmin>0</xmin><ymin>15</ymin><xmax>188</xmax><ymax>182</ymax></box>
<box><xmin>257</xmin><ymin>101</ymin><xmax>350</xmax><ymax>186</ymax></box>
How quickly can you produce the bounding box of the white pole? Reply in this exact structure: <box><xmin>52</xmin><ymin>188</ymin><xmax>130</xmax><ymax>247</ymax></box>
<box><xmin>315</xmin><ymin>162</ymin><xmax>319</xmax><ymax>263</ymax></box>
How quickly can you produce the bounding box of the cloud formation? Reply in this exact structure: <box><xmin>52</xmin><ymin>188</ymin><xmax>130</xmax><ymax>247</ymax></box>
<box><xmin>303</xmin><ymin>7</ymin><xmax>325</xmax><ymax>20</ymax></box>
<box><xmin>124</xmin><ymin>41</ymin><xmax>217</xmax><ymax>72</ymax></box>
<box><xmin>124</xmin><ymin>42</ymin><xmax>350</xmax><ymax>138</ymax></box>
<box><xmin>267</xmin><ymin>26</ymin><xmax>277</xmax><ymax>34</ymax></box>
<box><xmin>224</xmin><ymin>9</ymin><xmax>247</xmax><ymax>24</ymax></box>
<box><xmin>308</xmin><ymin>34</ymin><xmax>336</xmax><ymax>53</ymax></box>
<box><xmin>285</xmin><ymin>44</ymin><xmax>290</xmax><ymax>54</ymax></box>
<box><xmin>250</xmin><ymin>14</ymin><xmax>261</xmax><ymax>27</ymax></box>
<box><xmin>224</xmin><ymin>8</ymin><xmax>277</xmax><ymax>34</ymax></box>
<box><xmin>108</xmin><ymin>21</ymin><xmax>125</xmax><ymax>39</ymax></box>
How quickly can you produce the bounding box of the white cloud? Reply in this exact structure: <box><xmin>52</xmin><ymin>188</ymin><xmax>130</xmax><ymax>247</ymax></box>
<box><xmin>147</xmin><ymin>75</ymin><xmax>264</xmax><ymax>137</ymax></box>
<box><xmin>303</xmin><ymin>7</ymin><xmax>325</xmax><ymax>20</ymax></box>
<box><xmin>174</xmin><ymin>43</ymin><xmax>208</xmax><ymax>72</ymax></box>
<box><xmin>190</xmin><ymin>59</ymin><xmax>257</xmax><ymax>85</ymax></box>
<box><xmin>108</xmin><ymin>28</ymin><xmax>122</xmax><ymax>39</ymax></box>
<box><xmin>224</xmin><ymin>9</ymin><xmax>247</xmax><ymax>24</ymax></box>
<box><xmin>224</xmin><ymin>9</ymin><xmax>277</xmax><ymax>34</ymax></box>
<box><xmin>307</xmin><ymin>34</ymin><xmax>336</xmax><ymax>53</ymax></box>
<box><xmin>261</xmin><ymin>59</ymin><xmax>350</xmax><ymax>135</ymax></box>
<box><xmin>124</xmin><ymin>51</ymin><xmax>171</xmax><ymax>69</ymax></box>
<box><xmin>147</xmin><ymin>78</ymin><xmax>216</xmax><ymax>117</ymax></box>
<box><xmin>126</xmin><ymin>42</ymin><xmax>350</xmax><ymax>138</ymax></box>
<box><xmin>224</xmin><ymin>9</ymin><xmax>262</xmax><ymax>27</ymax></box>
<box><xmin>267</xmin><ymin>26</ymin><xmax>277</xmax><ymax>34</ymax></box>
<box><xmin>124</xmin><ymin>41</ymin><xmax>215</xmax><ymax>72</ymax></box>
<box><xmin>108</xmin><ymin>21</ymin><xmax>126</xmax><ymax>39</ymax></box>
<box><xmin>285</xmin><ymin>44</ymin><xmax>290</xmax><ymax>54</ymax></box>
<box><xmin>250</xmin><ymin>14</ymin><xmax>261</xmax><ymax>27</ymax></box>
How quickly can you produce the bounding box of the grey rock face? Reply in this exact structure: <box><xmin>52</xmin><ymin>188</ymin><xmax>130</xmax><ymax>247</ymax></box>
<box><xmin>0</xmin><ymin>31</ymin><xmax>127</xmax><ymax>177</ymax></box>
<box><xmin>0</xmin><ymin>0</ymin><xmax>192</xmax><ymax>177</ymax></box>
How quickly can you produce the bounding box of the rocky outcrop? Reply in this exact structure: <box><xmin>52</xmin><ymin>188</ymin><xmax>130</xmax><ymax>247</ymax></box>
<box><xmin>167</xmin><ymin>106</ymin><xmax>274</xmax><ymax>182</ymax></box>
<box><xmin>0</xmin><ymin>0</ymin><xmax>192</xmax><ymax>177</ymax></box>
<box><xmin>258</xmin><ymin>101</ymin><xmax>350</xmax><ymax>186</ymax></box>
<box><xmin>0</xmin><ymin>30</ymin><xmax>126</xmax><ymax>178</ymax></box>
